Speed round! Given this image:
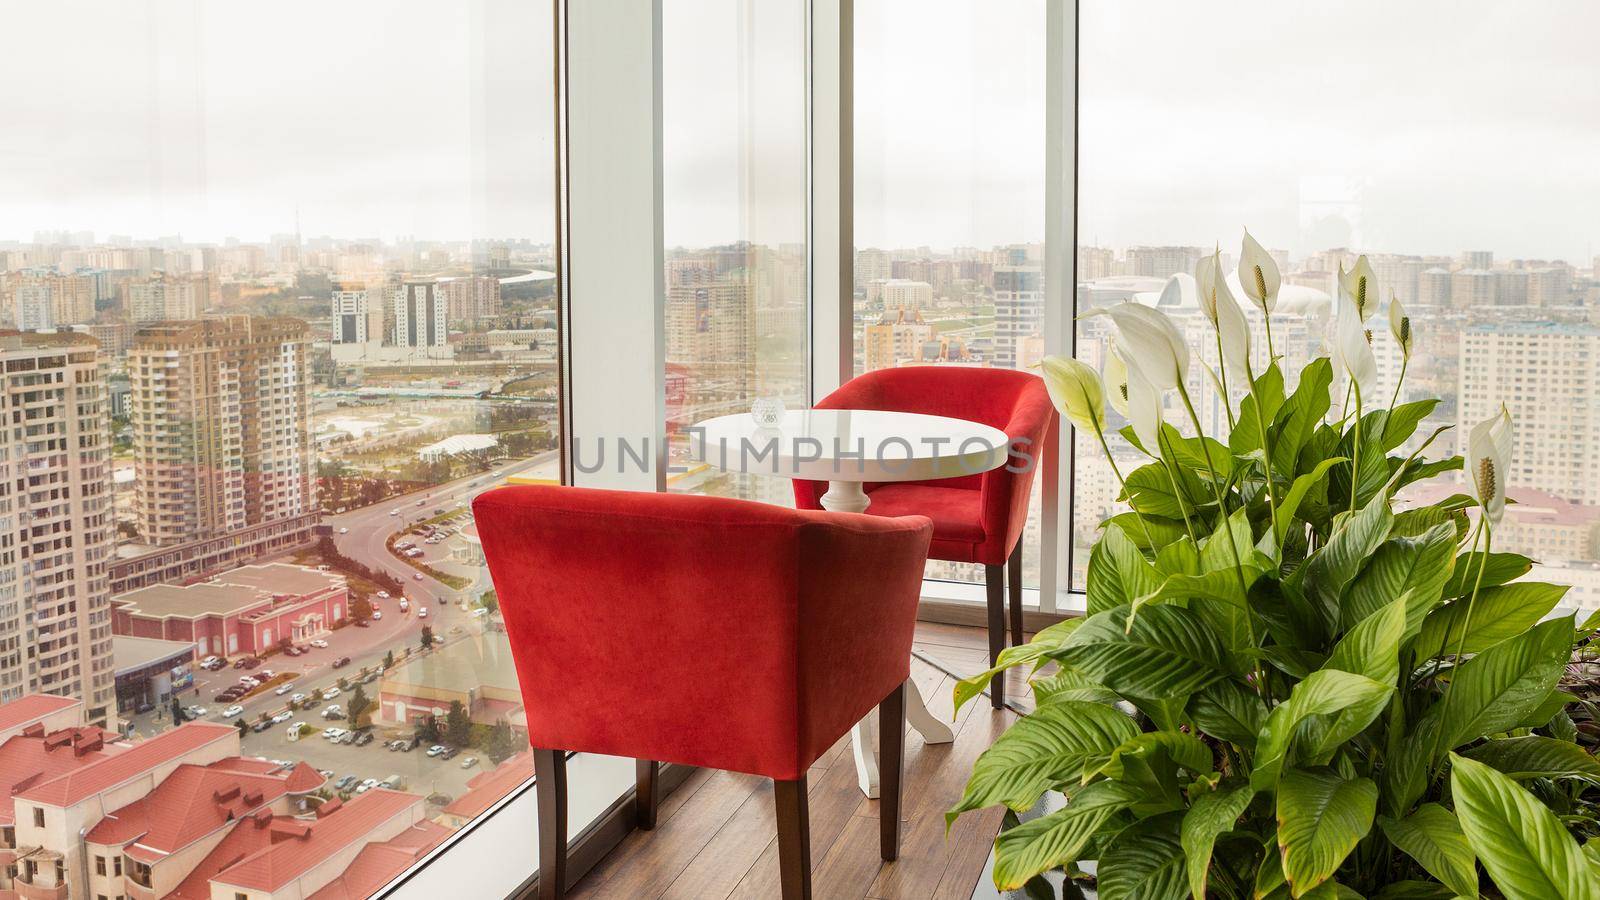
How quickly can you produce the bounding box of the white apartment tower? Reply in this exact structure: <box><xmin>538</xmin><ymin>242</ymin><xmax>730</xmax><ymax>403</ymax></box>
<box><xmin>129</xmin><ymin>316</ymin><xmax>314</xmax><ymax>547</ymax></box>
<box><xmin>1459</xmin><ymin>322</ymin><xmax>1600</xmax><ymax>504</ymax></box>
<box><xmin>394</xmin><ymin>280</ymin><xmax>447</xmax><ymax>348</ymax></box>
<box><xmin>0</xmin><ymin>332</ymin><xmax>116</xmax><ymax>725</ymax></box>
<box><xmin>331</xmin><ymin>282</ymin><xmax>370</xmax><ymax>344</ymax></box>
<box><xmin>992</xmin><ymin>266</ymin><xmax>1043</xmax><ymax>369</ymax></box>
<box><xmin>127</xmin><ymin>276</ymin><xmax>200</xmax><ymax>324</ymax></box>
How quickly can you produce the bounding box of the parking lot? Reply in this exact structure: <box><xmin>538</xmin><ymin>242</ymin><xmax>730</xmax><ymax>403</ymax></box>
<box><xmin>239</xmin><ymin>716</ymin><xmax>488</xmax><ymax>803</ymax></box>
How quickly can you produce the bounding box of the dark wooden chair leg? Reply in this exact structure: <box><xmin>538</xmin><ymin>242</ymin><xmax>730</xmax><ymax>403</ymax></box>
<box><xmin>879</xmin><ymin>683</ymin><xmax>905</xmax><ymax>862</ymax></box>
<box><xmin>1008</xmin><ymin>545</ymin><xmax>1025</xmax><ymax>647</ymax></box>
<box><xmin>534</xmin><ymin>749</ymin><xmax>568</xmax><ymax>900</ymax></box>
<box><xmin>774</xmin><ymin>776</ymin><xmax>812</xmax><ymax>900</ymax></box>
<box><xmin>985</xmin><ymin>563</ymin><xmax>1006</xmax><ymax>708</ymax></box>
<box><xmin>637</xmin><ymin>759</ymin><xmax>660</xmax><ymax>830</ymax></box>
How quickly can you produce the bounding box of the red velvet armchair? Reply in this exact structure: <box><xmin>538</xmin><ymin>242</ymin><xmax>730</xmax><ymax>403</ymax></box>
<box><xmin>472</xmin><ymin>484</ymin><xmax>933</xmax><ymax>900</ymax></box>
<box><xmin>793</xmin><ymin>367</ymin><xmax>1056</xmax><ymax>707</ymax></box>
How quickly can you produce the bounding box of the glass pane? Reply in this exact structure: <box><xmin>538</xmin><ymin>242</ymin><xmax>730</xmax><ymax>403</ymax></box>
<box><xmin>663</xmin><ymin>0</ymin><xmax>809</xmax><ymax>504</ymax></box>
<box><xmin>1074</xmin><ymin>2</ymin><xmax>1600</xmax><ymax>617</ymax></box>
<box><xmin>855</xmin><ymin>0</ymin><xmax>1047</xmax><ymax>587</ymax></box>
<box><xmin>0</xmin><ymin>2</ymin><xmax>578</xmax><ymax>896</ymax></box>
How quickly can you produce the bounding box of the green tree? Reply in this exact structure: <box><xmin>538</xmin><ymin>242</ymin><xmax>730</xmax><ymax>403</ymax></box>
<box><xmin>347</xmin><ymin>684</ymin><xmax>372</xmax><ymax>727</ymax></box>
<box><xmin>349</xmin><ymin>594</ymin><xmax>374</xmax><ymax>623</ymax></box>
<box><xmin>234</xmin><ymin>718</ymin><xmax>248</xmax><ymax>737</ymax></box>
<box><xmin>414</xmin><ymin>714</ymin><xmax>440</xmax><ymax>743</ymax></box>
<box><xmin>479</xmin><ymin>589</ymin><xmax>498</xmax><ymax>616</ymax></box>
<box><xmin>170</xmin><ymin>697</ymin><xmax>185</xmax><ymax>723</ymax></box>
<box><xmin>383</xmin><ymin>649</ymin><xmax>395</xmax><ymax>670</ymax></box>
<box><xmin>420</xmin><ymin>625</ymin><xmax>435</xmax><ymax>653</ymax></box>
<box><xmin>486</xmin><ymin>719</ymin><xmax>520</xmax><ymax>763</ymax></box>
<box><xmin>446</xmin><ymin>699</ymin><xmax>472</xmax><ymax>747</ymax></box>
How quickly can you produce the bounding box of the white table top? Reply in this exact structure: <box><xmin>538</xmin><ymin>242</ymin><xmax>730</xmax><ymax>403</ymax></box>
<box><xmin>689</xmin><ymin>408</ymin><xmax>1011</xmax><ymax>483</ymax></box>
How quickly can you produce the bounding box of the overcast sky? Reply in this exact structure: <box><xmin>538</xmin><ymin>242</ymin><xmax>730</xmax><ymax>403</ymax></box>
<box><xmin>2</xmin><ymin>1</ymin><xmax>1597</xmax><ymax>261</ymax></box>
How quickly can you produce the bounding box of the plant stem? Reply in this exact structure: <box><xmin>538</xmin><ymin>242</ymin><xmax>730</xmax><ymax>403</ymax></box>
<box><xmin>1156</xmin><ymin>427</ymin><xmax>1200</xmax><ymax>544</ymax></box>
<box><xmin>1176</xmin><ymin>383</ymin><xmax>1224</xmax><ymax>513</ymax></box>
<box><xmin>1092</xmin><ymin>418</ymin><xmax>1157</xmax><ymax>549</ymax></box>
<box><xmin>1432</xmin><ymin>521</ymin><xmax>1492</xmax><ymax>759</ymax></box>
<box><xmin>1263</xmin><ymin>314</ymin><xmax>1277</xmax><ymax>367</ymax></box>
<box><xmin>1213</xmin><ymin>331</ymin><xmax>1238</xmax><ymax>432</ymax></box>
<box><xmin>1244</xmin><ymin>360</ymin><xmax>1282</xmax><ymax>542</ymax></box>
<box><xmin>1348</xmin><ymin>381</ymin><xmax>1364</xmax><ymax>514</ymax></box>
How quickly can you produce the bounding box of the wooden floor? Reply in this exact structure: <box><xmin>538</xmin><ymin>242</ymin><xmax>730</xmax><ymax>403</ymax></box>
<box><xmin>568</xmin><ymin>622</ymin><xmax>1018</xmax><ymax>900</ymax></box>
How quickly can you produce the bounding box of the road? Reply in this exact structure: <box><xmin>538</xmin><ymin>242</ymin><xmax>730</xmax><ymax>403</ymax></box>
<box><xmin>124</xmin><ymin>452</ymin><xmax>556</xmax><ymax>802</ymax></box>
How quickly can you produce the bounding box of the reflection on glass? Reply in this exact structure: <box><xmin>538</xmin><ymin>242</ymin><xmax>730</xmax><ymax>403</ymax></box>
<box><xmin>0</xmin><ymin>2</ymin><xmax>571</xmax><ymax>897</ymax></box>
<box><xmin>1074</xmin><ymin>1</ymin><xmax>1600</xmax><ymax>618</ymax></box>
<box><xmin>855</xmin><ymin>0</ymin><xmax>1047</xmax><ymax>588</ymax></box>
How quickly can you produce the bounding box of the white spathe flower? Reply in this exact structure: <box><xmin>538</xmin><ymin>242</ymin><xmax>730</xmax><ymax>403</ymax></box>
<box><xmin>1237</xmin><ymin>229</ymin><xmax>1281</xmax><ymax>314</ymax></box>
<box><xmin>1196</xmin><ymin>247</ymin><xmax>1252</xmax><ymax>378</ymax></box>
<box><xmin>1468</xmin><ymin>405</ymin><xmax>1513</xmax><ymax>527</ymax></box>
<box><xmin>1339</xmin><ymin>255</ymin><xmax>1379</xmax><ymax>321</ymax></box>
<box><xmin>1334</xmin><ymin>301</ymin><xmax>1377</xmax><ymax>397</ymax></box>
<box><xmin>1124</xmin><ymin>356</ymin><xmax>1165</xmax><ymax>458</ymax></box>
<box><xmin>1083</xmin><ymin>302</ymin><xmax>1189</xmax><ymax>392</ymax></box>
<box><xmin>1388</xmin><ymin>294</ymin><xmax>1413</xmax><ymax>359</ymax></box>
<box><xmin>1105</xmin><ymin>342</ymin><xmax>1131</xmax><ymax>418</ymax></box>
<box><xmin>1040</xmin><ymin>355</ymin><xmax>1105</xmax><ymax>433</ymax></box>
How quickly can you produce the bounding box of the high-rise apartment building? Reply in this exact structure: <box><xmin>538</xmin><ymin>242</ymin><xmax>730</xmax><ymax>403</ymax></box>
<box><xmin>129</xmin><ymin>317</ymin><xmax>314</xmax><ymax>547</ymax></box>
<box><xmin>1459</xmin><ymin>322</ymin><xmax>1600</xmax><ymax>503</ymax></box>
<box><xmin>393</xmin><ymin>281</ymin><xmax>447</xmax><ymax>348</ymax></box>
<box><xmin>11</xmin><ymin>282</ymin><xmax>52</xmax><ymax>330</ymax></box>
<box><xmin>993</xmin><ymin>266</ymin><xmax>1043</xmax><ymax>369</ymax></box>
<box><xmin>665</xmin><ymin>281</ymin><xmax>755</xmax><ymax>413</ymax></box>
<box><xmin>0</xmin><ymin>332</ymin><xmax>115</xmax><ymax>725</ymax></box>
<box><xmin>439</xmin><ymin>274</ymin><xmax>502</xmax><ymax>321</ymax></box>
<box><xmin>126</xmin><ymin>275</ymin><xmax>201</xmax><ymax>323</ymax></box>
<box><xmin>855</xmin><ymin>248</ymin><xmax>892</xmax><ymax>292</ymax></box>
<box><xmin>330</xmin><ymin>282</ymin><xmax>370</xmax><ymax>344</ymax></box>
<box><xmin>1451</xmin><ymin>269</ymin><xmax>1497</xmax><ymax>309</ymax></box>
<box><xmin>879</xmin><ymin>279</ymin><xmax>932</xmax><ymax>313</ymax></box>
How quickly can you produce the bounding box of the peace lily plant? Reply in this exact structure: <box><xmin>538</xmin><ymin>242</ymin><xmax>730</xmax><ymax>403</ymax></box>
<box><xmin>958</xmin><ymin>231</ymin><xmax>1600</xmax><ymax>898</ymax></box>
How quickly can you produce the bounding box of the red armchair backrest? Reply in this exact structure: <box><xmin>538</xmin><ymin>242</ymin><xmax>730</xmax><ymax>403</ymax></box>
<box><xmin>471</xmin><ymin>484</ymin><xmax>933</xmax><ymax>781</ymax></box>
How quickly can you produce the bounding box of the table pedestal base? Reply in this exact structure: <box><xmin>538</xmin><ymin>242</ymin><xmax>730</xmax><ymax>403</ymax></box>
<box><xmin>819</xmin><ymin>480</ymin><xmax>956</xmax><ymax>798</ymax></box>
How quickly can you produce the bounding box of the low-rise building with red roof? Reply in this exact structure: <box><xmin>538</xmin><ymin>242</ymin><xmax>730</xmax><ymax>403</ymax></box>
<box><xmin>436</xmin><ymin>752</ymin><xmax>533</xmax><ymax>829</ymax></box>
<box><xmin>0</xmin><ymin>696</ymin><xmax>83</xmax><ymax>745</ymax></box>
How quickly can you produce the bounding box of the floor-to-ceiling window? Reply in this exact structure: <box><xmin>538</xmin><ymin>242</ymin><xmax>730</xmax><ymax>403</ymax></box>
<box><xmin>854</xmin><ymin>0</ymin><xmax>1049</xmax><ymax>590</ymax></box>
<box><xmin>1073</xmin><ymin>1</ymin><xmax>1600</xmax><ymax>618</ymax></box>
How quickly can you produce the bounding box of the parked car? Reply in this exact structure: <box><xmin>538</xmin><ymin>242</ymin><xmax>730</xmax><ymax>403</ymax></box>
<box><xmin>376</xmin><ymin>590</ymin><xmax>390</xmax><ymax>599</ymax></box>
<box><xmin>396</xmin><ymin>540</ymin><xmax>413</xmax><ymax>550</ymax></box>
<box><xmin>357</xmin><ymin>778</ymin><xmax>380</xmax><ymax>793</ymax></box>
<box><xmin>283</xmin><ymin>646</ymin><xmax>302</xmax><ymax>657</ymax></box>
<box><xmin>332</xmin><ymin>656</ymin><xmax>351</xmax><ymax>669</ymax></box>
<box><xmin>257</xmin><ymin>669</ymin><xmax>275</xmax><ymax>680</ymax></box>
<box><xmin>355</xmin><ymin>731</ymin><xmax>375</xmax><ymax>746</ymax></box>
<box><xmin>460</xmin><ymin>756</ymin><xmax>479</xmax><ymax>769</ymax></box>
<box><xmin>214</xmin><ymin>691</ymin><xmax>241</xmax><ymax>703</ymax></box>
<box><xmin>440</xmin><ymin>747</ymin><xmax>460</xmax><ymax>761</ymax></box>
<box><xmin>251</xmin><ymin>720</ymin><xmax>272</xmax><ymax>733</ymax></box>
<box><xmin>337</xmin><ymin>731</ymin><xmax>357</xmax><ymax>744</ymax></box>
<box><xmin>271</xmin><ymin>711</ymin><xmax>292</xmax><ymax>724</ymax></box>
<box><xmin>426</xmin><ymin>745</ymin><xmax>446</xmax><ymax>757</ymax></box>
<box><xmin>322</xmin><ymin>687</ymin><xmax>340</xmax><ymax>700</ymax></box>
<box><xmin>289</xmin><ymin>693</ymin><xmax>306</xmax><ymax>704</ymax></box>
<box><xmin>222</xmin><ymin>705</ymin><xmax>244</xmax><ymax>718</ymax></box>
<box><xmin>310</xmin><ymin>639</ymin><xmax>329</xmax><ymax>649</ymax></box>
<box><xmin>185</xmin><ymin>705</ymin><xmax>208</xmax><ymax>718</ymax></box>
<box><xmin>200</xmin><ymin>656</ymin><xmax>224</xmax><ymax>670</ymax></box>
<box><xmin>322</xmin><ymin>727</ymin><xmax>347</xmax><ymax>740</ymax></box>
<box><xmin>322</xmin><ymin>705</ymin><xmax>343</xmax><ymax>719</ymax></box>
<box><xmin>275</xmin><ymin>682</ymin><xmax>296</xmax><ymax>695</ymax></box>
<box><xmin>336</xmin><ymin>775</ymin><xmax>359</xmax><ymax>791</ymax></box>
<box><xmin>241</xmin><ymin>657</ymin><xmax>261</xmax><ymax>670</ymax></box>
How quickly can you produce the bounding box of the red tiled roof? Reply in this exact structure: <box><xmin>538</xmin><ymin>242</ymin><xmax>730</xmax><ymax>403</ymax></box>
<box><xmin>210</xmin><ymin>790</ymin><xmax>423</xmax><ymax>893</ymax></box>
<box><xmin>442</xmin><ymin>752</ymin><xmax>533</xmax><ymax>820</ymax></box>
<box><xmin>15</xmin><ymin>723</ymin><xmax>235</xmax><ymax>808</ymax></box>
<box><xmin>0</xmin><ymin>695</ymin><xmax>79</xmax><ymax>735</ymax></box>
<box><xmin>86</xmin><ymin>757</ymin><xmax>324</xmax><ymax>857</ymax></box>
<box><xmin>167</xmin><ymin>809</ymin><xmax>280</xmax><ymax>900</ymax></box>
<box><xmin>0</xmin><ymin>727</ymin><xmax>124</xmax><ymax>826</ymax></box>
<box><xmin>305</xmin><ymin>820</ymin><xmax>451</xmax><ymax>899</ymax></box>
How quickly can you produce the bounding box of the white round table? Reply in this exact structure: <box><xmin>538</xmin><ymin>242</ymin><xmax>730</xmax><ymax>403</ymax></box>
<box><xmin>690</xmin><ymin>408</ymin><xmax>1011</xmax><ymax>798</ymax></box>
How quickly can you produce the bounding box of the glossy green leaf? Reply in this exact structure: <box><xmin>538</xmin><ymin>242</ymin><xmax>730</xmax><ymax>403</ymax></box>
<box><xmin>991</xmin><ymin>780</ymin><xmax>1139</xmax><ymax>890</ymax></box>
<box><xmin>1123</xmin><ymin>462</ymin><xmax>1209</xmax><ymax>522</ymax></box>
<box><xmin>1097</xmin><ymin>813</ymin><xmax>1189</xmax><ymax>900</ymax></box>
<box><xmin>1461</xmin><ymin>735</ymin><xmax>1600</xmax><ymax>781</ymax></box>
<box><xmin>1377</xmin><ymin>804</ymin><xmax>1478</xmax><ymax>898</ymax></box>
<box><xmin>1413</xmin><ymin>582</ymin><xmax>1568</xmax><ymax>660</ymax></box>
<box><xmin>1087</xmin><ymin>524</ymin><xmax>1163</xmax><ymax>616</ymax></box>
<box><xmin>1444</xmin><ymin>551</ymin><xmax>1533</xmax><ymax>598</ymax></box>
<box><xmin>1270</xmin><ymin>358</ymin><xmax>1332</xmax><ymax>477</ymax></box>
<box><xmin>1277</xmin><ymin>769</ymin><xmax>1377</xmax><ymax>896</ymax></box>
<box><xmin>1230</xmin><ymin>362</ymin><xmax>1286</xmax><ymax>457</ymax></box>
<box><xmin>1274</xmin><ymin>456</ymin><xmax>1345</xmax><ymax>548</ymax></box>
<box><xmin>1449</xmin><ymin>753</ymin><xmax>1600</xmax><ymax>900</ymax></box>
<box><xmin>952</xmin><ymin>620</ymin><xmax>1084</xmax><ymax>715</ymax></box>
<box><xmin>1096</xmin><ymin>730</ymin><xmax>1214</xmax><ymax>781</ymax></box>
<box><xmin>1055</xmin><ymin>605</ymin><xmax>1227</xmax><ymax>701</ymax></box>
<box><xmin>1029</xmin><ymin>668</ymin><xmax>1120</xmax><ymax>707</ymax></box>
<box><xmin>1431</xmin><ymin>615</ymin><xmax>1573</xmax><ymax>752</ymax></box>
<box><xmin>1252</xmin><ymin>670</ymin><xmax>1392</xmax><ymax>791</ymax></box>
<box><xmin>1188</xmin><ymin>679</ymin><xmax>1267</xmax><ymax>748</ymax></box>
<box><xmin>1292</xmin><ymin>491</ymin><xmax>1394</xmax><ymax>633</ymax></box>
<box><xmin>948</xmin><ymin>700</ymin><xmax>1138</xmax><ymax>822</ymax></box>
<box><xmin>1339</xmin><ymin>524</ymin><xmax>1457</xmax><ymax>636</ymax></box>
<box><xmin>1181</xmin><ymin>782</ymin><xmax>1254</xmax><ymax>899</ymax></box>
